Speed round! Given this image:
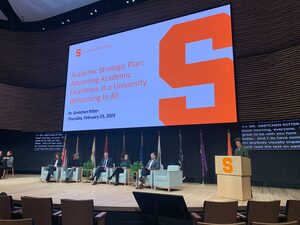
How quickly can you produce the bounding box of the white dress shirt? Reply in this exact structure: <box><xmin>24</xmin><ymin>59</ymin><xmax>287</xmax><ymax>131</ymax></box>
<box><xmin>147</xmin><ymin>160</ymin><xmax>154</xmax><ymax>170</ymax></box>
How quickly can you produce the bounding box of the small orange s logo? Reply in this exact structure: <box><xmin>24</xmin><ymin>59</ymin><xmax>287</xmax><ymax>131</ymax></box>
<box><xmin>76</xmin><ymin>49</ymin><xmax>81</xmax><ymax>57</ymax></box>
<box><xmin>222</xmin><ymin>157</ymin><xmax>233</xmax><ymax>173</ymax></box>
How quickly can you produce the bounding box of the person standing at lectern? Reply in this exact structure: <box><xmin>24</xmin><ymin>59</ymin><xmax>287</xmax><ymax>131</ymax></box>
<box><xmin>90</xmin><ymin>152</ymin><xmax>113</xmax><ymax>185</ymax></box>
<box><xmin>234</xmin><ymin>137</ymin><xmax>249</xmax><ymax>157</ymax></box>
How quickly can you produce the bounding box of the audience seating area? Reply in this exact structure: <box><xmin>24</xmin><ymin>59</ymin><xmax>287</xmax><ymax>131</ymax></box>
<box><xmin>0</xmin><ymin>218</ymin><xmax>33</xmax><ymax>225</ymax></box>
<box><xmin>1</xmin><ymin>193</ymin><xmax>299</xmax><ymax>225</ymax></box>
<box><xmin>0</xmin><ymin>195</ymin><xmax>106</xmax><ymax>225</ymax></box>
<box><xmin>191</xmin><ymin>200</ymin><xmax>300</xmax><ymax>225</ymax></box>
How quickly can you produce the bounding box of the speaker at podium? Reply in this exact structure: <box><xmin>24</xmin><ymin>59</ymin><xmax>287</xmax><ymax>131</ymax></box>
<box><xmin>215</xmin><ymin>156</ymin><xmax>252</xmax><ymax>201</ymax></box>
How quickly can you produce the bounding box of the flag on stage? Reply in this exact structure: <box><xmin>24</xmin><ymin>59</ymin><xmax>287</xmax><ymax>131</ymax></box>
<box><xmin>75</xmin><ymin>134</ymin><xmax>79</xmax><ymax>157</ymax></box>
<box><xmin>61</xmin><ymin>133</ymin><xmax>68</xmax><ymax>167</ymax></box>
<box><xmin>157</xmin><ymin>131</ymin><xmax>162</xmax><ymax>168</ymax></box>
<box><xmin>91</xmin><ymin>135</ymin><xmax>96</xmax><ymax>167</ymax></box>
<box><xmin>104</xmin><ymin>132</ymin><xmax>108</xmax><ymax>153</ymax></box>
<box><xmin>139</xmin><ymin>131</ymin><xmax>144</xmax><ymax>165</ymax></box>
<box><xmin>227</xmin><ymin>130</ymin><xmax>232</xmax><ymax>156</ymax></box>
<box><xmin>200</xmin><ymin>129</ymin><xmax>208</xmax><ymax>182</ymax></box>
<box><xmin>178</xmin><ymin>129</ymin><xmax>185</xmax><ymax>180</ymax></box>
<box><xmin>122</xmin><ymin>131</ymin><xmax>126</xmax><ymax>155</ymax></box>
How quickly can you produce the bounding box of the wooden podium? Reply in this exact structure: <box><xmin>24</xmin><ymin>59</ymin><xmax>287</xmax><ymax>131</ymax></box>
<box><xmin>215</xmin><ymin>156</ymin><xmax>252</xmax><ymax>200</ymax></box>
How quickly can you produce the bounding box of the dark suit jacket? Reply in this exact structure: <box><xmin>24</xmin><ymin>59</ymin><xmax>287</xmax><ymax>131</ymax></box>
<box><xmin>145</xmin><ymin>158</ymin><xmax>160</xmax><ymax>170</ymax></box>
<box><xmin>98</xmin><ymin>158</ymin><xmax>113</xmax><ymax>168</ymax></box>
<box><xmin>51</xmin><ymin>159</ymin><xmax>62</xmax><ymax>167</ymax></box>
<box><xmin>68</xmin><ymin>159</ymin><xmax>80</xmax><ymax>167</ymax></box>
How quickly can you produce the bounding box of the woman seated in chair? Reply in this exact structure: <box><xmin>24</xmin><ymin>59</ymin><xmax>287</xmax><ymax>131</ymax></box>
<box><xmin>108</xmin><ymin>154</ymin><xmax>131</xmax><ymax>186</ymax></box>
<box><xmin>0</xmin><ymin>151</ymin><xmax>14</xmax><ymax>179</ymax></box>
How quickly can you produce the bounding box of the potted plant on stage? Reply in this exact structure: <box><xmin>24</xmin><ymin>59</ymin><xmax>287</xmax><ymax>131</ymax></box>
<box><xmin>130</xmin><ymin>161</ymin><xmax>142</xmax><ymax>186</ymax></box>
<box><xmin>82</xmin><ymin>160</ymin><xmax>94</xmax><ymax>181</ymax></box>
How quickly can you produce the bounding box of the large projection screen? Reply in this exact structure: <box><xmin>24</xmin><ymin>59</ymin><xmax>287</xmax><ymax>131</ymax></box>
<box><xmin>63</xmin><ymin>4</ymin><xmax>236</xmax><ymax>131</ymax></box>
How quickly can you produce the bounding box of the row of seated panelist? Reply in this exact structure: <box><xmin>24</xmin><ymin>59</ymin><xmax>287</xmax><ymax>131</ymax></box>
<box><xmin>40</xmin><ymin>165</ymin><xmax>183</xmax><ymax>191</ymax></box>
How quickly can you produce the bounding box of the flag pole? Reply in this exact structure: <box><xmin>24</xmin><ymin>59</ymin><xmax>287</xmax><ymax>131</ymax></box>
<box><xmin>178</xmin><ymin>129</ymin><xmax>185</xmax><ymax>181</ymax></box>
<box><xmin>75</xmin><ymin>134</ymin><xmax>79</xmax><ymax>157</ymax></box>
<box><xmin>157</xmin><ymin>131</ymin><xmax>162</xmax><ymax>169</ymax></box>
<box><xmin>90</xmin><ymin>135</ymin><xmax>96</xmax><ymax>167</ymax></box>
<box><xmin>122</xmin><ymin>130</ymin><xmax>126</xmax><ymax>155</ymax></box>
<box><xmin>139</xmin><ymin>131</ymin><xmax>144</xmax><ymax>165</ymax></box>
<box><xmin>227</xmin><ymin>129</ymin><xmax>232</xmax><ymax>156</ymax></box>
<box><xmin>200</xmin><ymin>129</ymin><xmax>208</xmax><ymax>185</ymax></box>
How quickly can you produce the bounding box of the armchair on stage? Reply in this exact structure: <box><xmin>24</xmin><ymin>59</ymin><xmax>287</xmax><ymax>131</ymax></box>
<box><xmin>153</xmin><ymin>165</ymin><xmax>183</xmax><ymax>191</ymax></box>
<box><xmin>110</xmin><ymin>167</ymin><xmax>130</xmax><ymax>185</ymax></box>
<box><xmin>92</xmin><ymin>167</ymin><xmax>111</xmax><ymax>183</ymax></box>
<box><xmin>60</xmin><ymin>167</ymin><xmax>82</xmax><ymax>182</ymax></box>
<box><xmin>40</xmin><ymin>166</ymin><xmax>61</xmax><ymax>182</ymax></box>
<box><xmin>138</xmin><ymin>169</ymin><xmax>154</xmax><ymax>188</ymax></box>
<box><xmin>215</xmin><ymin>156</ymin><xmax>252</xmax><ymax>200</ymax></box>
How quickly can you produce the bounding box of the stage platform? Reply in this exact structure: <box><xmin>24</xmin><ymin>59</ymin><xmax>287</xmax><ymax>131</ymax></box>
<box><xmin>1</xmin><ymin>175</ymin><xmax>300</xmax><ymax>212</ymax></box>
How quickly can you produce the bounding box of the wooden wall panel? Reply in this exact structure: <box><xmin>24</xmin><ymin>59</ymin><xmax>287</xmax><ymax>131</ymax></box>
<box><xmin>0</xmin><ymin>84</ymin><xmax>65</xmax><ymax>131</ymax></box>
<box><xmin>0</xmin><ymin>0</ymin><xmax>299</xmax><ymax>131</ymax></box>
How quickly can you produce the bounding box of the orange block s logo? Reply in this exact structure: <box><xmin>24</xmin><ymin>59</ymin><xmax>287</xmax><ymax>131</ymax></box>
<box><xmin>222</xmin><ymin>157</ymin><xmax>233</xmax><ymax>173</ymax></box>
<box><xmin>159</xmin><ymin>13</ymin><xmax>236</xmax><ymax>125</ymax></box>
<box><xmin>76</xmin><ymin>49</ymin><xmax>81</xmax><ymax>57</ymax></box>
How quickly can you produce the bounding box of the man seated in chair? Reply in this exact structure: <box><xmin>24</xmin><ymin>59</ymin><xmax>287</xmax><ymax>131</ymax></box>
<box><xmin>137</xmin><ymin>152</ymin><xmax>160</xmax><ymax>189</ymax></box>
<box><xmin>64</xmin><ymin>154</ymin><xmax>81</xmax><ymax>183</ymax></box>
<box><xmin>108</xmin><ymin>153</ymin><xmax>131</xmax><ymax>186</ymax></box>
<box><xmin>46</xmin><ymin>152</ymin><xmax>62</xmax><ymax>182</ymax></box>
<box><xmin>0</xmin><ymin>151</ymin><xmax>14</xmax><ymax>179</ymax></box>
<box><xmin>89</xmin><ymin>152</ymin><xmax>113</xmax><ymax>185</ymax></box>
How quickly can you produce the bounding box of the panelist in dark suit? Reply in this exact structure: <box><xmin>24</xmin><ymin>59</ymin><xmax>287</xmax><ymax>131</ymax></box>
<box><xmin>46</xmin><ymin>153</ymin><xmax>62</xmax><ymax>182</ymax></box>
<box><xmin>64</xmin><ymin>154</ymin><xmax>81</xmax><ymax>182</ymax></box>
<box><xmin>137</xmin><ymin>152</ymin><xmax>160</xmax><ymax>189</ymax></box>
<box><xmin>234</xmin><ymin>137</ymin><xmax>249</xmax><ymax>157</ymax></box>
<box><xmin>90</xmin><ymin>152</ymin><xmax>113</xmax><ymax>185</ymax></box>
<box><xmin>108</xmin><ymin>154</ymin><xmax>131</xmax><ymax>186</ymax></box>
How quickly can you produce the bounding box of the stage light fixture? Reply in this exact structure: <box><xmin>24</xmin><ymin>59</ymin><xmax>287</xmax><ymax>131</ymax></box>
<box><xmin>61</xmin><ymin>21</ymin><xmax>65</xmax><ymax>25</ymax></box>
<box><xmin>67</xmin><ymin>19</ymin><xmax>70</xmax><ymax>22</ymax></box>
<box><xmin>90</xmin><ymin>12</ymin><xmax>94</xmax><ymax>15</ymax></box>
<box><xmin>94</xmin><ymin>9</ymin><xmax>98</xmax><ymax>13</ymax></box>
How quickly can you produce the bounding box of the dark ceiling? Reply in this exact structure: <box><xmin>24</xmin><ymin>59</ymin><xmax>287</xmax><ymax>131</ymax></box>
<box><xmin>0</xmin><ymin>0</ymin><xmax>148</xmax><ymax>32</ymax></box>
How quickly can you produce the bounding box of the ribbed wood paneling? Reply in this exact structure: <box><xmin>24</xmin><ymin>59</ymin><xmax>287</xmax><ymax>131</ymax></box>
<box><xmin>0</xmin><ymin>83</ymin><xmax>65</xmax><ymax>131</ymax></box>
<box><xmin>0</xmin><ymin>0</ymin><xmax>299</xmax><ymax>131</ymax></box>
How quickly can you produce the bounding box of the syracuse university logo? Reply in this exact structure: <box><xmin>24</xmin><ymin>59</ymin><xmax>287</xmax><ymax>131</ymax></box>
<box><xmin>76</xmin><ymin>49</ymin><xmax>81</xmax><ymax>57</ymax></box>
<box><xmin>159</xmin><ymin>12</ymin><xmax>236</xmax><ymax>126</ymax></box>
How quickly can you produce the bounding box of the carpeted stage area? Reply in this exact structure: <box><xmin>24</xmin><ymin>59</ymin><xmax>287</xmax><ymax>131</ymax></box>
<box><xmin>1</xmin><ymin>175</ymin><xmax>300</xmax><ymax>211</ymax></box>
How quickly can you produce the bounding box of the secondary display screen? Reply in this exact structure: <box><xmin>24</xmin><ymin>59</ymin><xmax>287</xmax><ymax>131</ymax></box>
<box><xmin>241</xmin><ymin>120</ymin><xmax>300</xmax><ymax>150</ymax></box>
<box><xmin>63</xmin><ymin>4</ymin><xmax>237</xmax><ymax>131</ymax></box>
